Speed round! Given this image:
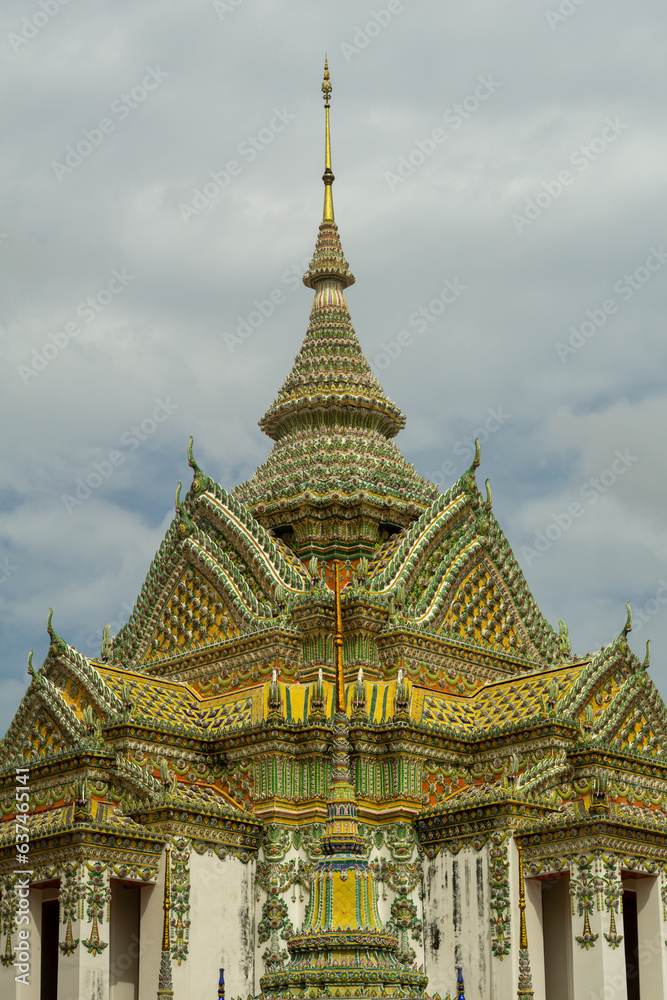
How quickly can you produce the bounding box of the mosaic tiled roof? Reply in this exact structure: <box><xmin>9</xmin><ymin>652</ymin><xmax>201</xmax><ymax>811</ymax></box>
<box><xmin>4</xmin><ymin>65</ymin><xmax>667</xmax><ymax>910</ymax></box>
<box><xmin>234</xmin><ymin>220</ymin><xmax>438</xmax><ymax>519</ymax></box>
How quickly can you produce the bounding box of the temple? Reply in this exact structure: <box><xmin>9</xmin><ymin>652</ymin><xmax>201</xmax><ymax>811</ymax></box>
<box><xmin>2</xmin><ymin>61</ymin><xmax>667</xmax><ymax>1000</ymax></box>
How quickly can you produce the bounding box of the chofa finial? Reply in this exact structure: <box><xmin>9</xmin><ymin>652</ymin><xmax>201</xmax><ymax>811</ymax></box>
<box><xmin>622</xmin><ymin>601</ymin><xmax>632</xmax><ymax>637</ymax></box>
<box><xmin>643</xmin><ymin>639</ymin><xmax>651</xmax><ymax>671</ymax></box>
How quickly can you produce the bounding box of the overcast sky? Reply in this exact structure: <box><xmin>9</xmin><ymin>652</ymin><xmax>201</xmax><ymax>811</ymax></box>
<box><xmin>2</xmin><ymin>0</ymin><xmax>667</xmax><ymax>736</ymax></box>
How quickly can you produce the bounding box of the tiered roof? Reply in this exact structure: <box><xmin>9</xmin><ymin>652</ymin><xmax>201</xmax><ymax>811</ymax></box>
<box><xmin>1</xmin><ymin>64</ymin><xmax>667</xmax><ymax>1000</ymax></box>
<box><xmin>234</xmin><ymin>67</ymin><xmax>437</xmax><ymax>557</ymax></box>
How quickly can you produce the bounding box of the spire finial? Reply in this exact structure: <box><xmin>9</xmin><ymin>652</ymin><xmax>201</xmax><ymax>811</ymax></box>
<box><xmin>157</xmin><ymin>847</ymin><xmax>174</xmax><ymax>998</ymax></box>
<box><xmin>322</xmin><ymin>55</ymin><xmax>331</xmax><ymax>107</ymax></box>
<box><xmin>321</xmin><ymin>56</ymin><xmax>335</xmax><ymax>223</ymax></box>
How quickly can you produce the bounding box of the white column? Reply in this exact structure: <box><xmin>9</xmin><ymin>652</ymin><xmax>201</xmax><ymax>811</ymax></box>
<box><xmin>524</xmin><ymin>877</ymin><xmax>546</xmax><ymax>1000</ymax></box>
<box><xmin>423</xmin><ymin>842</ymin><xmax>495</xmax><ymax>1000</ymax></box>
<box><xmin>185</xmin><ymin>849</ymin><xmax>255</xmax><ymax>1000</ymax></box>
<box><xmin>569</xmin><ymin>855</ymin><xmax>627</xmax><ymax>1000</ymax></box>
<box><xmin>541</xmin><ymin>874</ymin><xmax>573</xmax><ymax>999</ymax></box>
<box><xmin>58</xmin><ymin>861</ymin><xmax>111</xmax><ymax>1000</ymax></box>
<box><xmin>0</xmin><ymin>878</ymin><xmax>21</xmax><ymax>1000</ymax></box>
<box><xmin>141</xmin><ymin>843</ymin><xmax>256</xmax><ymax>1000</ymax></box>
<box><xmin>494</xmin><ymin>838</ymin><xmax>519</xmax><ymax>1000</ymax></box>
<box><xmin>137</xmin><ymin>855</ymin><xmax>163</xmax><ymax>1000</ymax></box>
<box><xmin>14</xmin><ymin>884</ymin><xmax>41</xmax><ymax>1000</ymax></box>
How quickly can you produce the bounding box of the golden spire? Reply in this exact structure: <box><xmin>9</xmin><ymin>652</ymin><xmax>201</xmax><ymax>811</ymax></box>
<box><xmin>322</xmin><ymin>56</ymin><xmax>335</xmax><ymax>223</ymax></box>
<box><xmin>518</xmin><ymin>844</ymin><xmax>528</xmax><ymax>950</ymax></box>
<box><xmin>334</xmin><ymin>561</ymin><xmax>345</xmax><ymax>713</ymax></box>
<box><xmin>157</xmin><ymin>847</ymin><xmax>174</xmax><ymax>999</ymax></box>
<box><xmin>516</xmin><ymin>842</ymin><xmax>535</xmax><ymax>998</ymax></box>
<box><xmin>162</xmin><ymin>848</ymin><xmax>171</xmax><ymax>952</ymax></box>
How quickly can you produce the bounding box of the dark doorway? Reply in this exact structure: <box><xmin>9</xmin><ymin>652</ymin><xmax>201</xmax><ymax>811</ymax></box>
<box><xmin>40</xmin><ymin>899</ymin><xmax>59</xmax><ymax>1000</ymax></box>
<box><xmin>542</xmin><ymin>874</ymin><xmax>573</xmax><ymax>1000</ymax></box>
<box><xmin>623</xmin><ymin>891</ymin><xmax>640</xmax><ymax>1000</ymax></box>
<box><xmin>110</xmin><ymin>881</ymin><xmax>141</xmax><ymax>999</ymax></box>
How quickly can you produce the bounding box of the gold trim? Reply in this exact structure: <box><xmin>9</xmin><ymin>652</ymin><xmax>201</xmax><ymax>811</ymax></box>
<box><xmin>518</xmin><ymin>843</ymin><xmax>528</xmax><ymax>951</ymax></box>
<box><xmin>161</xmin><ymin>848</ymin><xmax>171</xmax><ymax>952</ymax></box>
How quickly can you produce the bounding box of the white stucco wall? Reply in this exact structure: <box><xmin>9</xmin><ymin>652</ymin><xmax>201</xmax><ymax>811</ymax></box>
<box><xmin>423</xmin><ymin>845</ymin><xmax>492</xmax><ymax>1000</ymax></box>
<box><xmin>172</xmin><ymin>849</ymin><xmax>255</xmax><ymax>1000</ymax></box>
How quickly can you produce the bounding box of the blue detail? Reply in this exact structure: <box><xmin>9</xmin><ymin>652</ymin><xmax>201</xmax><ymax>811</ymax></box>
<box><xmin>456</xmin><ymin>965</ymin><xmax>465</xmax><ymax>1000</ymax></box>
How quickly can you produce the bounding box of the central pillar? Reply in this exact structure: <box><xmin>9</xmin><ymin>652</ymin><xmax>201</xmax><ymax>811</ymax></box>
<box><xmin>569</xmin><ymin>855</ymin><xmax>627</xmax><ymax>1000</ymax></box>
<box><xmin>57</xmin><ymin>861</ymin><xmax>111</xmax><ymax>1000</ymax></box>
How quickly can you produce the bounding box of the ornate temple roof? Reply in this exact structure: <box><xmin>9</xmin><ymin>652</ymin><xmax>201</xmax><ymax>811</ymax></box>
<box><xmin>234</xmin><ymin>64</ymin><xmax>438</xmax><ymax>553</ymax></box>
<box><xmin>2</xmin><ymin>69</ymin><xmax>667</xmax><ymax>972</ymax></box>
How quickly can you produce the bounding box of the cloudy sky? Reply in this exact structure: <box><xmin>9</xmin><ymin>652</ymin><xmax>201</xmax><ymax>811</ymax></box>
<box><xmin>1</xmin><ymin>0</ymin><xmax>666</xmax><ymax>735</ymax></box>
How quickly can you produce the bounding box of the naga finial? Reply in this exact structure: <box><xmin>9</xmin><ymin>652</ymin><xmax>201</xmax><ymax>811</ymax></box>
<box><xmin>485</xmin><ymin>477</ymin><xmax>492</xmax><ymax>512</ymax></box>
<box><xmin>643</xmin><ymin>639</ymin><xmax>651</xmax><ymax>670</ymax></box>
<box><xmin>100</xmin><ymin>623</ymin><xmax>114</xmax><ymax>662</ymax></box>
<box><xmin>187</xmin><ymin>436</ymin><xmax>211</xmax><ymax>495</ymax></box>
<box><xmin>473</xmin><ymin>437</ymin><xmax>481</xmax><ymax>469</ymax></box>
<box><xmin>175</xmin><ymin>480</ymin><xmax>182</xmax><ymax>510</ymax></box>
<box><xmin>46</xmin><ymin>607</ymin><xmax>53</xmax><ymax>633</ymax></box>
<box><xmin>558</xmin><ymin>619</ymin><xmax>571</xmax><ymax>656</ymax></box>
<box><xmin>622</xmin><ymin>601</ymin><xmax>632</xmax><ymax>637</ymax></box>
<box><xmin>27</xmin><ymin>649</ymin><xmax>34</xmax><ymax>676</ymax></box>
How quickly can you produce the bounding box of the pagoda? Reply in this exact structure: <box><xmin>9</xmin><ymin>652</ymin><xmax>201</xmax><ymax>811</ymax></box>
<box><xmin>259</xmin><ymin>563</ymin><xmax>428</xmax><ymax>1000</ymax></box>
<box><xmin>2</xmin><ymin>62</ymin><xmax>667</xmax><ymax>1000</ymax></box>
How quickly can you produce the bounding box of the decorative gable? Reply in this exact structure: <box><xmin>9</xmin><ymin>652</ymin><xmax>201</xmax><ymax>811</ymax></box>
<box><xmin>141</xmin><ymin>565</ymin><xmax>241</xmax><ymax>666</ymax></box>
<box><xmin>1</xmin><ymin>684</ymin><xmax>87</xmax><ymax>766</ymax></box>
<box><xmin>437</xmin><ymin>561</ymin><xmax>523</xmax><ymax>654</ymax></box>
<box><xmin>593</xmin><ymin>675</ymin><xmax>665</xmax><ymax>756</ymax></box>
